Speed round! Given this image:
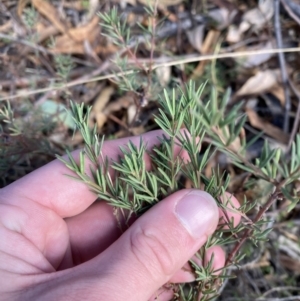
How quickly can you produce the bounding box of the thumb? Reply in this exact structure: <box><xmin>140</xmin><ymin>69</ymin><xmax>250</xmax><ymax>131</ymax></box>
<box><xmin>93</xmin><ymin>189</ymin><xmax>219</xmax><ymax>301</ymax></box>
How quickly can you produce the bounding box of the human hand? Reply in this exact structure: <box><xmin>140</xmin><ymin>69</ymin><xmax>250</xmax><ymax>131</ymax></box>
<box><xmin>0</xmin><ymin>130</ymin><xmax>240</xmax><ymax>301</ymax></box>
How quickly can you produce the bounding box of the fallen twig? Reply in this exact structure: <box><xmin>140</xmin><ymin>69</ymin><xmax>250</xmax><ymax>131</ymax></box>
<box><xmin>281</xmin><ymin>0</ymin><xmax>300</xmax><ymax>26</ymax></box>
<box><xmin>274</xmin><ymin>0</ymin><xmax>291</xmax><ymax>133</ymax></box>
<box><xmin>287</xmin><ymin>79</ymin><xmax>300</xmax><ymax>151</ymax></box>
<box><xmin>1</xmin><ymin>47</ymin><xmax>300</xmax><ymax>102</ymax></box>
<box><xmin>0</xmin><ymin>33</ymin><xmax>50</xmax><ymax>54</ymax></box>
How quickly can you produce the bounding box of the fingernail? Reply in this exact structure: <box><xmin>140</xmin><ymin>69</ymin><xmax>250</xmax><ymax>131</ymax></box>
<box><xmin>175</xmin><ymin>191</ymin><xmax>219</xmax><ymax>238</ymax></box>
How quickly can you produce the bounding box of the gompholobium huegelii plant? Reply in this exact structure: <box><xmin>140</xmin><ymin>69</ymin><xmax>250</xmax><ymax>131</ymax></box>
<box><xmin>57</xmin><ymin>81</ymin><xmax>300</xmax><ymax>301</ymax></box>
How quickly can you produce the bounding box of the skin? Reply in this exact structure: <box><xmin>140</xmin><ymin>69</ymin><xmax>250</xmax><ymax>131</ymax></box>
<box><xmin>0</xmin><ymin>130</ymin><xmax>241</xmax><ymax>301</ymax></box>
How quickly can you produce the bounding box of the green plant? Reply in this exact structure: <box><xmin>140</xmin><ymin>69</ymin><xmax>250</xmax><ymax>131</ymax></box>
<box><xmin>58</xmin><ymin>81</ymin><xmax>300</xmax><ymax>300</ymax></box>
<box><xmin>0</xmin><ymin>100</ymin><xmax>68</xmax><ymax>187</ymax></box>
<box><xmin>54</xmin><ymin>5</ymin><xmax>300</xmax><ymax>300</ymax></box>
<box><xmin>54</xmin><ymin>54</ymin><xmax>74</xmax><ymax>81</ymax></box>
<box><xmin>22</xmin><ymin>6</ymin><xmax>38</xmax><ymax>29</ymax></box>
<box><xmin>98</xmin><ymin>4</ymin><xmax>165</xmax><ymax>109</ymax></box>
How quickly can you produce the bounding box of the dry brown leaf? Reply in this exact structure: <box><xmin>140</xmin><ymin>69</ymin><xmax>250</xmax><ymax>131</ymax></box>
<box><xmin>226</xmin><ymin>25</ymin><xmax>240</xmax><ymax>43</ymax></box>
<box><xmin>240</xmin><ymin>0</ymin><xmax>274</xmax><ymax>32</ymax></box>
<box><xmin>136</xmin><ymin>0</ymin><xmax>183</xmax><ymax>6</ymax></box>
<box><xmin>93</xmin><ymin>86</ymin><xmax>115</xmax><ymax>129</ymax></box>
<box><xmin>208</xmin><ymin>7</ymin><xmax>238</xmax><ymax>30</ymax></box>
<box><xmin>279</xmin><ymin>254</ymin><xmax>300</xmax><ymax>273</ymax></box>
<box><xmin>236</xmin><ymin>70</ymin><xmax>280</xmax><ymax>97</ymax></box>
<box><xmin>93</xmin><ymin>112</ymin><xmax>106</xmax><ymax>130</ymax></box>
<box><xmin>35</xmin><ymin>22</ymin><xmax>46</xmax><ymax>33</ymax></box>
<box><xmin>27</xmin><ymin>55</ymin><xmax>42</xmax><ymax>66</ymax></box>
<box><xmin>155</xmin><ymin>61</ymin><xmax>171</xmax><ymax>87</ymax></box>
<box><xmin>271</xmin><ymin>85</ymin><xmax>285</xmax><ymax>106</ymax></box>
<box><xmin>52</xmin><ymin>39</ymin><xmax>117</xmax><ymax>55</ymax></box>
<box><xmin>93</xmin><ymin>86</ymin><xmax>114</xmax><ymax>113</ymax></box>
<box><xmin>200</xmin><ymin>30</ymin><xmax>220</xmax><ymax>53</ymax></box>
<box><xmin>52</xmin><ymin>42</ymin><xmax>116</xmax><ymax>55</ymax></box>
<box><xmin>0</xmin><ymin>20</ymin><xmax>12</xmax><ymax>33</ymax></box>
<box><xmin>228</xmin><ymin>0</ymin><xmax>273</xmax><ymax>42</ymax></box>
<box><xmin>66</xmin><ymin>16</ymin><xmax>99</xmax><ymax>43</ymax></box>
<box><xmin>191</xmin><ymin>30</ymin><xmax>220</xmax><ymax>78</ymax></box>
<box><xmin>32</xmin><ymin>0</ymin><xmax>70</xmax><ymax>37</ymax></box>
<box><xmin>52</xmin><ymin>16</ymin><xmax>117</xmax><ymax>54</ymax></box>
<box><xmin>246</xmin><ymin>108</ymin><xmax>289</xmax><ymax>144</ymax></box>
<box><xmin>242</xmin><ymin>41</ymin><xmax>274</xmax><ymax>68</ymax></box>
<box><xmin>17</xmin><ymin>0</ymin><xmax>31</xmax><ymax>18</ymax></box>
<box><xmin>62</xmin><ymin>1</ymin><xmax>85</xmax><ymax>10</ymax></box>
<box><xmin>32</xmin><ymin>0</ymin><xmax>100</xmax><ymax>42</ymax></box>
<box><xmin>127</xmin><ymin>104</ymin><xmax>138</xmax><ymax>124</ymax></box>
<box><xmin>36</xmin><ymin>25</ymin><xmax>59</xmax><ymax>43</ymax></box>
<box><xmin>101</xmin><ymin>93</ymin><xmax>135</xmax><ymax>134</ymax></box>
<box><xmin>51</xmin><ymin>16</ymin><xmax>102</xmax><ymax>54</ymax></box>
<box><xmin>213</xmin><ymin>125</ymin><xmax>242</xmax><ymax>152</ymax></box>
<box><xmin>104</xmin><ymin>94</ymin><xmax>133</xmax><ymax>115</ymax></box>
<box><xmin>278</xmin><ymin>229</ymin><xmax>299</xmax><ymax>242</ymax></box>
<box><xmin>81</xmin><ymin>82</ymin><xmax>105</xmax><ymax>104</ymax></box>
<box><xmin>186</xmin><ymin>25</ymin><xmax>205</xmax><ymax>53</ymax></box>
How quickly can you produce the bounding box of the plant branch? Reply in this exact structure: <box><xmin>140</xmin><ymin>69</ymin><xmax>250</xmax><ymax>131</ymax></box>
<box><xmin>109</xmin><ymin>21</ymin><xmax>146</xmax><ymax>72</ymax></box>
<box><xmin>225</xmin><ymin>186</ymin><xmax>281</xmax><ymax>266</ymax></box>
<box><xmin>204</xmin><ymin>136</ymin><xmax>278</xmax><ymax>185</ymax></box>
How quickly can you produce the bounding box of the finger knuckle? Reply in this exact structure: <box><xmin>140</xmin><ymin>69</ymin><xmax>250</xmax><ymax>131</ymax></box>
<box><xmin>129</xmin><ymin>225</ymin><xmax>176</xmax><ymax>278</ymax></box>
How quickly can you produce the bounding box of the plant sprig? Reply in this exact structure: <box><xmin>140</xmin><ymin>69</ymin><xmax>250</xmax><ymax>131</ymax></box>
<box><xmin>56</xmin><ymin>4</ymin><xmax>300</xmax><ymax>300</ymax></box>
<box><xmin>58</xmin><ymin>79</ymin><xmax>299</xmax><ymax>300</ymax></box>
